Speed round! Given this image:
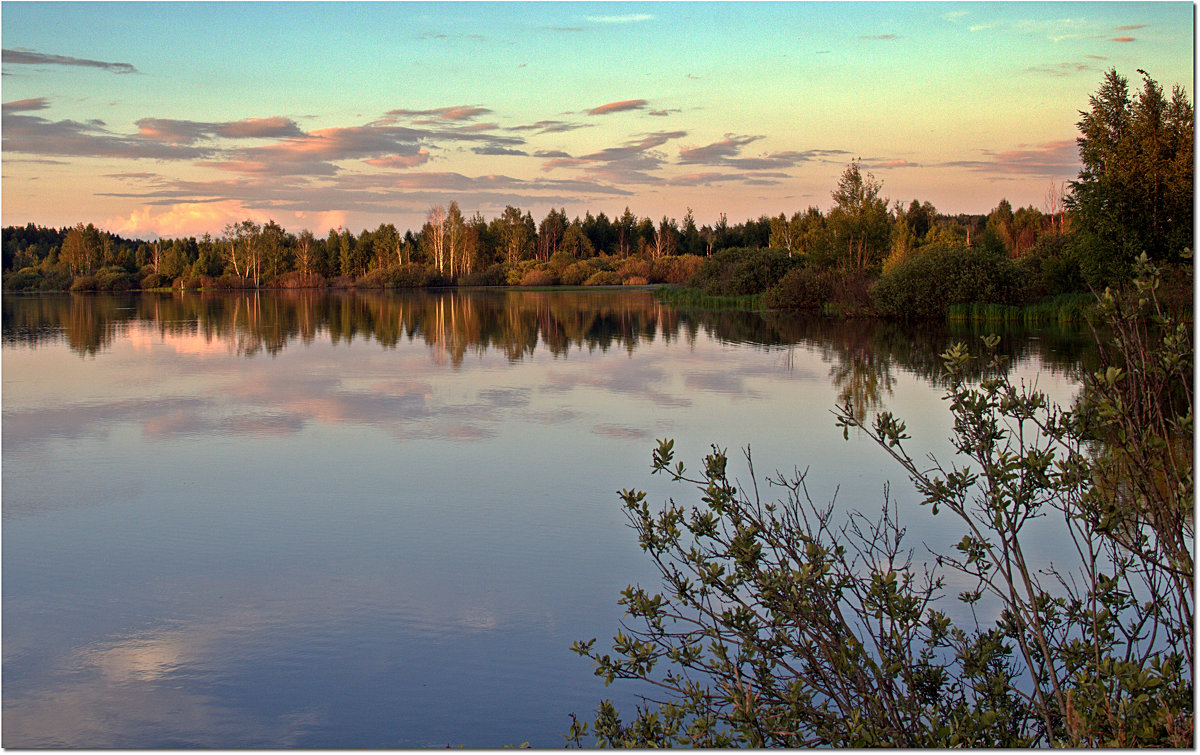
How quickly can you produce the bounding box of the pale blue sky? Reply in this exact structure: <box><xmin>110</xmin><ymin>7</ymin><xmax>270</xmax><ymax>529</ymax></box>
<box><xmin>2</xmin><ymin>1</ymin><xmax>1193</xmax><ymax>237</ymax></box>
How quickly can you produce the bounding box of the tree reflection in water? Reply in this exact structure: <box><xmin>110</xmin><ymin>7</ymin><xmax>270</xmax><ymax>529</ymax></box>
<box><xmin>3</xmin><ymin>289</ymin><xmax>1098</xmax><ymax>419</ymax></box>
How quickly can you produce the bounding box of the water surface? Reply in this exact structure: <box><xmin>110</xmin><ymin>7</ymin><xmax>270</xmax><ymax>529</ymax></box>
<box><xmin>2</xmin><ymin>289</ymin><xmax>1093</xmax><ymax>747</ymax></box>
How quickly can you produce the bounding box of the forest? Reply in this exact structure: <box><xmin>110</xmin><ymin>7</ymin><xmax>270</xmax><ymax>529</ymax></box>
<box><xmin>3</xmin><ymin>69</ymin><xmax>1192</xmax><ymax>320</ymax></box>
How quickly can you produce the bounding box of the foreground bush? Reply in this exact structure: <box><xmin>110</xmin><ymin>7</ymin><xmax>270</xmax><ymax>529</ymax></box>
<box><xmin>570</xmin><ymin>265</ymin><xmax>1192</xmax><ymax>747</ymax></box>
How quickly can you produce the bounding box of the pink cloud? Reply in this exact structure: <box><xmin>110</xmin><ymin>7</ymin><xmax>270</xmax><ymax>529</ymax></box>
<box><xmin>587</xmin><ymin>99</ymin><xmax>647</xmax><ymax>115</ymax></box>
<box><xmin>364</xmin><ymin>149</ymin><xmax>432</xmax><ymax>169</ymax></box>
<box><xmin>942</xmin><ymin>139</ymin><xmax>1079</xmax><ymax>176</ymax></box>
<box><xmin>2</xmin><ymin>97</ymin><xmax>50</xmax><ymax>112</ymax></box>
<box><xmin>678</xmin><ymin>134</ymin><xmax>762</xmax><ymax>164</ymax></box>
<box><xmin>216</xmin><ymin>117</ymin><xmax>303</xmax><ymax>139</ymax></box>
<box><xmin>385</xmin><ymin>106</ymin><xmax>493</xmax><ymax>124</ymax></box>
<box><xmin>105</xmin><ymin>200</ymin><xmax>273</xmax><ymax>238</ymax></box>
<box><xmin>1111</xmin><ymin>36</ymin><xmax>1136</xmax><ymax>42</ymax></box>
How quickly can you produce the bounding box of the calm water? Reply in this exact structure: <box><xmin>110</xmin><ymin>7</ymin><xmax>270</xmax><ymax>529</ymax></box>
<box><xmin>2</xmin><ymin>289</ymin><xmax>1094</xmax><ymax>747</ymax></box>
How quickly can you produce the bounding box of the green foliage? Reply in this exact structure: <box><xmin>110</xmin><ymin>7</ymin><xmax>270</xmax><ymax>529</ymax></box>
<box><xmin>559</xmin><ymin>260</ymin><xmax>598</xmax><ymax>286</ymax></box>
<box><xmin>649</xmin><ymin>254</ymin><xmax>704</xmax><ymax>285</ymax></box>
<box><xmin>761</xmin><ymin>264</ymin><xmax>828</xmax><ymax>310</ymax></box>
<box><xmin>94</xmin><ymin>266</ymin><xmax>137</xmax><ymax>292</ymax></box>
<box><xmin>872</xmin><ymin>243</ymin><xmax>1029</xmax><ymax>319</ymax></box>
<box><xmin>140</xmin><ymin>271</ymin><xmax>172</xmax><ymax>290</ymax></box>
<box><xmin>763</xmin><ymin>267</ymin><xmax>876</xmax><ymax>316</ymax></box>
<box><xmin>68</xmin><ymin>274</ymin><xmax>99</xmax><ymax>292</ymax></box>
<box><xmin>354</xmin><ymin>263</ymin><xmax>444</xmax><ymax>289</ymax></box>
<box><xmin>519</xmin><ymin>268</ymin><xmax>557</xmax><ymax>287</ymax></box>
<box><xmin>3</xmin><ymin>266</ymin><xmax>73</xmax><ymax>292</ymax></box>
<box><xmin>583</xmin><ymin>270</ymin><xmax>622</xmax><ymax>287</ymax></box>
<box><xmin>946</xmin><ymin>293</ymin><xmax>1096</xmax><ymax>327</ymax></box>
<box><xmin>828</xmin><ymin>161</ymin><xmax>891</xmax><ymax>272</ymax></box>
<box><xmin>687</xmin><ymin>246</ymin><xmax>800</xmax><ymax>297</ymax></box>
<box><xmin>1068</xmin><ymin>69</ymin><xmax>1194</xmax><ymax>269</ymax></box>
<box><xmin>571</xmin><ymin>266</ymin><xmax>1193</xmax><ymax>747</ymax></box>
<box><xmin>459</xmin><ymin>262</ymin><xmax>510</xmax><ymax>287</ymax></box>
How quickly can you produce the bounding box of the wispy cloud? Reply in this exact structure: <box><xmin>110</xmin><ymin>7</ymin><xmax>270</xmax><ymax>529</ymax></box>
<box><xmin>2</xmin><ymin>112</ymin><xmax>209</xmax><ymax>160</ymax></box>
<box><xmin>385</xmin><ymin>106</ymin><xmax>493</xmax><ymax>124</ymax></box>
<box><xmin>941</xmin><ymin>139</ymin><xmax>1079</xmax><ymax>176</ymax></box>
<box><xmin>678</xmin><ymin>134</ymin><xmax>763</xmax><ymax>164</ymax></box>
<box><xmin>1111</xmin><ymin>36</ymin><xmax>1136</xmax><ymax>42</ymax></box>
<box><xmin>587</xmin><ymin>99</ymin><xmax>647</xmax><ymax>116</ymax></box>
<box><xmin>472</xmin><ymin>145</ymin><xmax>527</xmax><ymax>157</ymax></box>
<box><xmin>202</xmin><ymin>125</ymin><xmax>427</xmax><ymax>176</ymax></box>
<box><xmin>364</xmin><ymin>150</ymin><xmax>431</xmax><ymax>169</ymax></box>
<box><xmin>540</xmin><ymin>130</ymin><xmax>687</xmax><ymax>186</ymax></box>
<box><xmin>859</xmin><ymin>33</ymin><xmax>901</xmax><ymax>40</ymax></box>
<box><xmin>2</xmin><ymin>48</ymin><xmax>137</xmax><ymax>74</ymax></box>
<box><xmin>2</xmin><ymin>97</ymin><xmax>50</xmax><ymax>112</ymax></box>
<box><xmin>677</xmin><ymin>135</ymin><xmax>847</xmax><ymax>171</ymax></box>
<box><xmin>1025</xmin><ymin>61</ymin><xmax>1095</xmax><ymax>77</ymax></box>
<box><xmin>585</xmin><ymin>14</ymin><xmax>653</xmax><ymax>24</ymax></box>
<box><xmin>1115</xmin><ymin>24</ymin><xmax>1148</xmax><ymax>30</ymax></box>
<box><xmin>508</xmin><ymin>119</ymin><xmax>589</xmax><ymax>134</ymax></box>
<box><xmin>135</xmin><ymin>116</ymin><xmax>304</xmax><ymax>145</ymax></box>
<box><xmin>942</xmin><ymin>10</ymin><xmax>969</xmax><ymax>22</ymax></box>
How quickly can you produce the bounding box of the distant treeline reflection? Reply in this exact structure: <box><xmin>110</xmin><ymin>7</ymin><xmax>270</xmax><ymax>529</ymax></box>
<box><xmin>3</xmin><ymin>290</ymin><xmax>1098</xmax><ymax>388</ymax></box>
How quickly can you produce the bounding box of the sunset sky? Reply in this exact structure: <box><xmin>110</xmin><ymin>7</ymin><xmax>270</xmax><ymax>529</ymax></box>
<box><xmin>2</xmin><ymin>1</ymin><xmax>1193</xmax><ymax>239</ymax></box>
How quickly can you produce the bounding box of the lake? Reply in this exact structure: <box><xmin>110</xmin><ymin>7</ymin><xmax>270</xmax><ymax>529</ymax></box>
<box><xmin>2</xmin><ymin>288</ymin><xmax>1095</xmax><ymax>747</ymax></box>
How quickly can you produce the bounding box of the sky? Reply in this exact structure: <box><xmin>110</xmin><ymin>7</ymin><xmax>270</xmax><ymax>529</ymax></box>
<box><xmin>1</xmin><ymin>1</ymin><xmax>1194</xmax><ymax>239</ymax></box>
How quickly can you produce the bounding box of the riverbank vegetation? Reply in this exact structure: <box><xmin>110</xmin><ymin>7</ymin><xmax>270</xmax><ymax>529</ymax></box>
<box><xmin>568</xmin><ymin>255</ymin><xmax>1193</xmax><ymax>748</ymax></box>
<box><xmin>564</xmin><ymin>68</ymin><xmax>1193</xmax><ymax>746</ymax></box>
<box><xmin>5</xmin><ymin>69</ymin><xmax>1190</xmax><ymax>322</ymax></box>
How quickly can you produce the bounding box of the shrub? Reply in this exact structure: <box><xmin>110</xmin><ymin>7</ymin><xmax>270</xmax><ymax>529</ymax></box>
<box><xmin>210</xmin><ymin>273</ymin><xmax>251</xmax><ymax>290</ymax></box>
<box><xmin>871</xmin><ymin>243</ymin><xmax>1029</xmax><ymax>319</ymax></box>
<box><xmin>4</xmin><ymin>269</ymin><xmax>45</xmax><ymax>291</ymax></box>
<box><xmin>459</xmin><ymin>263</ymin><xmax>510</xmax><ymax>287</ymax></box>
<box><xmin>140</xmin><ymin>271</ymin><xmax>171</xmax><ymax>290</ymax></box>
<box><xmin>95</xmin><ymin>267</ymin><xmax>135</xmax><ymax>291</ymax></box>
<box><xmin>1017</xmin><ymin>234</ymin><xmax>1087</xmax><ymax>299</ymax></box>
<box><xmin>180</xmin><ymin>275</ymin><xmax>213</xmax><ymax>290</ymax></box>
<box><xmin>650</xmin><ymin>254</ymin><xmax>705</xmax><ymax>284</ymax></box>
<box><xmin>616</xmin><ymin>257</ymin><xmax>652</xmax><ymax>283</ymax></box>
<box><xmin>762</xmin><ymin>265</ymin><xmax>829</xmax><ymax>309</ymax></box>
<box><xmin>688</xmin><ymin>246</ymin><xmax>800</xmax><ymax>297</ymax></box>
<box><xmin>622</xmin><ymin>275</ymin><xmax>649</xmax><ymax>285</ymax></box>
<box><xmin>560</xmin><ymin>260</ymin><xmax>597</xmax><ymax>286</ymax></box>
<box><xmin>394</xmin><ymin>263</ymin><xmax>444</xmax><ymax>288</ymax></box>
<box><xmin>69</xmin><ymin>275</ymin><xmax>99</xmax><ymax>292</ymax></box>
<box><xmin>272</xmin><ymin>271</ymin><xmax>326</xmax><ymax>289</ymax></box>
<box><xmin>505</xmin><ymin>260</ymin><xmax>538</xmax><ymax>285</ymax></box>
<box><xmin>5</xmin><ymin>268</ymin><xmax>73</xmax><ymax>291</ymax></box>
<box><xmin>519</xmin><ymin>268</ymin><xmax>557</xmax><ymax>287</ymax></box>
<box><xmin>353</xmin><ymin>266</ymin><xmax>392</xmax><ymax>289</ymax></box>
<box><xmin>583</xmin><ymin>270</ymin><xmax>622</xmax><ymax>286</ymax></box>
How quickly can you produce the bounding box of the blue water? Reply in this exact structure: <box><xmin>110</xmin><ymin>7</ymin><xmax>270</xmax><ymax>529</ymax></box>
<box><xmin>1</xmin><ymin>290</ymin><xmax>1087</xmax><ymax>747</ymax></box>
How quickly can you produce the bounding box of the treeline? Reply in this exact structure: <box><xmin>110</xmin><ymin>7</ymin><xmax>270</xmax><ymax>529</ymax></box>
<box><xmin>3</xmin><ymin>69</ymin><xmax>1191</xmax><ymax>321</ymax></box>
<box><xmin>3</xmin><ymin>288</ymin><xmax>1100</xmax><ymax>392</ymax></box>
<box><xmin>0</xmin><ymin>199</ymin><xmax>993</xmax><ymax>294</ymax></box>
